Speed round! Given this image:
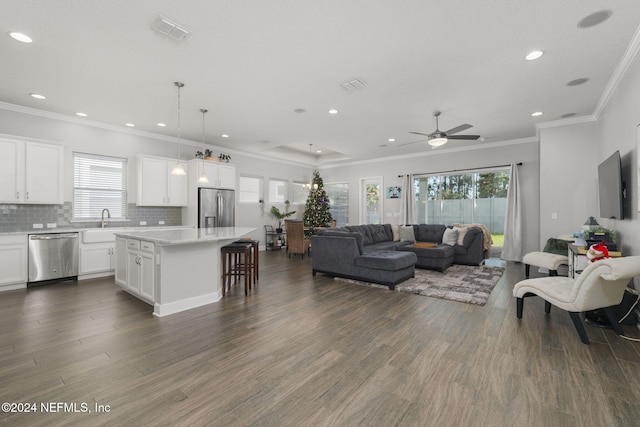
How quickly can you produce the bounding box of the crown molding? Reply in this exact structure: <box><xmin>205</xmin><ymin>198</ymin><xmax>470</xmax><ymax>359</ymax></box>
<box><xmin>593</xmin><ymin>24</ymin><xmax>640</xmax><ymax>119</ymax></box>
<box><xmin>319</xmin><ymin>137</ymin><xmax>538</xmax><ymax>170</ymax></box>
<box><xmin>535</xmin><ymin>114</ymin><xmax>597</xmax><ymax>130</ymax></box>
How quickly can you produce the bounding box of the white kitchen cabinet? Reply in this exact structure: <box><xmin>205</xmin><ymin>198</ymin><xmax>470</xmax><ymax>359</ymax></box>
<box><xmin>192</xmin><ymin>160</ymin><xmax>236</xmax><ymax>189</ymax></box>
<box><xmin>123</xmin><ymin>238</ymin><xmax>155</xmax><ymax>303</ymax></box>
<box><xmin>0</xmin><ymin>234</ymin><xmax>28</xmax><ymax>289</ymax></box>
<box><xmin>0</xmin><ymin>138</ymin><xmax>64</xmax><ymax>204</ymax></box>
<box><xmin>79</xmin><ymin>243</ymin><xmax>115</xmax><ymax>275</ymax></box>
<box><xmin>136</xmin><ymin>156</ymin><xmax>188</xmax><ymax>206</ymax></box>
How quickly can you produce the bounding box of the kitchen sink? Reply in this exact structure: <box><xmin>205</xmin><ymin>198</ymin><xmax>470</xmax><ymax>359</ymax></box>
<box><xmin>81</xmin><ymin>229</ymin><xmax>118</xmax><ymax>243</ymax></box>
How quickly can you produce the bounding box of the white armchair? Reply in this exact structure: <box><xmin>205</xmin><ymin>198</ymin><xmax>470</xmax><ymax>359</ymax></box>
<box><xmin>513</xmin><ymin>256</ymin><xmax>640</xmax><ymax>344</ymax></box>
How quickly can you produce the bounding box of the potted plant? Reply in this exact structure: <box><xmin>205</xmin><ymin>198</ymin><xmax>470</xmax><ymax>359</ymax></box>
<box><xmin>271</xmin><ymin>206</ymin><xmax>296</xmax><ymax>232</ymax></box>
<box><xmin>218</xmin><ymin>153</ymin><xmax>231</xmax><ymax>163</ymax></box>
<box><xmin>195</xmin><ymin>149</ymin><xmax>213</xmax><ymax>159</ymax></box>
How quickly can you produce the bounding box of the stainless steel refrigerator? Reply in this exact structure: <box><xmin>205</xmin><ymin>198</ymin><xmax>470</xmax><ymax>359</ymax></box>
<box><xmin>198</xmin><ymin>188</ymin><xmax>235</xmax><ymax>228</ymax></box>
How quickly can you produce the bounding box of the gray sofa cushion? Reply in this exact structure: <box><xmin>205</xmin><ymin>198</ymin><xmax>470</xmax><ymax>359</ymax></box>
<box><xmin>413</xmin><ymin>224</ymin><xmax>447</xmax><ymax>243</ymax></box>
<box><xmin>322</xmin><ymin>231</ymin><xmax>365</xmax><ymax>254</ymax></box>
<box><xmin>365</xmin><ymin>241</ymin><xmax>412</xmax><ymax>252</ymax></box>
<box><xmin>355</xmin><ymin>251</ymin><xmax>417</xmax><ymax>271</ymax></box>
<box><xmin>346</xmin><ymin>225</ymin><xmax>373</xmax><ymax>245</ymax></box>
<box><xmin>368</xmin><ymin>224</ymin><xmax>392</xmax><ymax>243</ymax></box>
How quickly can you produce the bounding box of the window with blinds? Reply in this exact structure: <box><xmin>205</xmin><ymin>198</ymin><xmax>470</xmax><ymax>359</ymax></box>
<box><xmin>73</xmin><ymin>152</ymin><xmax>128</xmax><ymax>220</ymax></box>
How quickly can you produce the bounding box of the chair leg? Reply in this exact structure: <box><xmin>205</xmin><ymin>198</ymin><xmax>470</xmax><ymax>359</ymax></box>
<box><xmin>569</xmin><ymin>312</ymin><xmax>590</xmax><ymax>344</ymax></box>
<box><xmin>516</xmin><ymin>297</ymin><xmax>524</xmax><ymax>318</ymax></box>
<box><xmin>544</xmin><ymin>300</ymin><xmax>551</xmax><ymax>314</ymax></box>
<box><xmin>525</xmin><ymin>264</ymin><xmax>530</xmax><ymax>278</ymax></box>
<box><xmin>603</xmin><ymin>306</ymin><xmax>624</xmax><ymax>335</ymax></box>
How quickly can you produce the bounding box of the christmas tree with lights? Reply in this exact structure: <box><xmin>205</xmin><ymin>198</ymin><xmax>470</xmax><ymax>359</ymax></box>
<box><xmin>303</xmin><ymin>170</ymin><xmax>333</xmax><ymax>228</ymax></box>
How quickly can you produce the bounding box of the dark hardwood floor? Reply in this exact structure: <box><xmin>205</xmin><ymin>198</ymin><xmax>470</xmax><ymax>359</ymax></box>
<box><xmin>1</xmin><ymin>250</ymin><xmax>640</xmax><ymax>426</ymax></box>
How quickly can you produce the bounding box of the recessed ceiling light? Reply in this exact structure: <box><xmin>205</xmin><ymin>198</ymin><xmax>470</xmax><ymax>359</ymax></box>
<box><xmin>9</xmin><ymin>32</ymin><xmax>32</xmax><ymax>43</ymax></box>
<box><xmin>221</xmin><ymin>134</ymin><xmax>229</xmax><ymax>138</ymax></box>
<box><xmin>578</xmin><ymin>10</ymin><xmax>612</xmax><ymax>29</ymax></box>
<box><xmin>388</xmin><ymin>138</ymin><xmax>396</xmax><ymax>142</ymax></box>
<box><xmin>125</xmin><ymin>123</ymin><xmax>135</xmax><ymax>127</ymax></box>
<box><xmin>30</xmin><ymin>93</ymin><xmax>46</xmax><ymax>100</ymax></box>
<box><xmin>567</xmin><ymin>78</ymin><xmax>589</xmax><ymax>86</ymax></box>
<box><xmin>157</xmin><ymin>122</ymin><xmax>166</xmax><ymax>127</ymax></box>
<box><xmin>316</xmin><ymin>150</ymin><xmax>322</xmax><ymax>153</ymax></box>
<box><xmin>75</xmin><ymin>112</ymin><xmax>87</xmax><ymax>117</ymax></box>
<box><xmin>531</xmin><ymin>111</ymin><xmax>543</xmax><ymax>117</ymax></box>
<box><xmin>328</xmin><ymin>109</ymin><xmax>338</xmax><ymax>115</ymax></box>
<box><xmin>525</xmin><ymin>50</ymin><xmax>544</xmax><ymax>61</ymax></box>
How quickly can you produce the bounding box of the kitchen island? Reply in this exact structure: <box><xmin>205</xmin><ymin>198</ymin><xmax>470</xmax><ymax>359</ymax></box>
<box><xmin>114</xmin><ymin>227</ymin><xmax>255</xmax><ymax>317</ymax></box>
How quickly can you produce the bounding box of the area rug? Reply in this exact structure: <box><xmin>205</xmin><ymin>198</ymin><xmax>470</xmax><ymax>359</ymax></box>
<box><xmin>334</xmin><ymin>264</ymin><xmax>504</xmax><ymax>306</ymax></box>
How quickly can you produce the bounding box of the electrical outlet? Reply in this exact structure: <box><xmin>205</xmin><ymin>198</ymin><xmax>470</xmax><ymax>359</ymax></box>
<box><xmin>33</xmin><ymin>223</ymin><xmax>43</xmax><ymax>229</ymax></box>
<box><xmin>140</xmin><ymin>221</ymin><xmax>147</xmax><ymax>226</ymax></box>
<box><xmin>551</xmin><ymin>212</ymin><xmax>558</xmax><ymax>220</ymax></box>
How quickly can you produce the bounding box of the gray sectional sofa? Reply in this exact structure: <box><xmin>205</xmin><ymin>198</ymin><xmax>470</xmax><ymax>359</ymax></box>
<box><xmin>311</xmin><ymin>223</ymin><xmax>485</xmax><ymax>288</ymax></box>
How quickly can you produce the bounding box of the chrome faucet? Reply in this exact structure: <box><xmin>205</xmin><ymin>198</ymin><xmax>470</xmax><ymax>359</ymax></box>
<box><xmin>101</xmin><ymin>208</ymin><xmax>111</xmax><ymax>228</ymax></box>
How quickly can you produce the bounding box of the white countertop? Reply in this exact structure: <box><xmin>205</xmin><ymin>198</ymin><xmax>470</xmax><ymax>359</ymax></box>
<box><xmin>0</xmin><ymin>225</ymin><xmax>193</xmax><ymax>237</ymax></box>
<box><xmin>113</xmin><ymin>227</ymin><xmax>256</xmax><ymax>245</ymax></box>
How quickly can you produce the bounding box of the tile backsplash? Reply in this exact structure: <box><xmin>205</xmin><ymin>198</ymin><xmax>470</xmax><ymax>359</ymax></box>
<box><xmin>0</xmin><ymin>203</ymin><xmax>182</xmax><ymax>233</ymax></box>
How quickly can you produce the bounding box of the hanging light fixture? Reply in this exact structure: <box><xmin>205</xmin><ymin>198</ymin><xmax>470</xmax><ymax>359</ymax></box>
<box><xmin>303</xmin><ymin>144</ymin><xmax>315</xmax><ymax>190</ymax></box>
<box><xmin>197</xmin><ymin>108</ymin><xmax>210</xmax><ymax>184</ymax></box>
<box><xmin>171</xmin><ymin>81</ymin><xmax>186</xmax><ymax>176</ymax></box>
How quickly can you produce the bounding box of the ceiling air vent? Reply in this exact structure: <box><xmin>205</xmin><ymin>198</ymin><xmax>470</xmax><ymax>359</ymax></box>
<box><xmin>340</xmin><ymin>78</ymin><xmax>366</xmax><ymax>91</ymax></box>
<box><xmin>151</xmin><ymin>15</ymin><xmax>190</xmax><ymax>41</ymax></box>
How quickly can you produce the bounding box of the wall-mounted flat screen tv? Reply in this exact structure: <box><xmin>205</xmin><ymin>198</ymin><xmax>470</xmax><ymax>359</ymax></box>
<box><xmin>597</xmin><ymin>150</ymin><xmax>624</xmax><ymax>219</ymax></box>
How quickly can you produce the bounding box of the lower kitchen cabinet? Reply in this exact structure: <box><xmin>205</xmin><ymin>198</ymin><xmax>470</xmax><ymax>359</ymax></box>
<box><xmin>79</xmin><ymin>242</ymin><xmax>115</xmax><ymax>276</ymax></box>
<box><xmin>121</xmin><ymin>238</ymin><xmax>155</xmax><ymax>303</ymax></box>
<box><xmin>0</xmin><ymin>234</ymin><xmax>28</xmax><ymax>289</ymax></box>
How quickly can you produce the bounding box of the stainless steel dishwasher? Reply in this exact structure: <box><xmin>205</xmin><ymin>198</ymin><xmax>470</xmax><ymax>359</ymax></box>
<box><xmin>28</xmin><ymin>233</ymin><xmax>79</xmax><ymax>285</ymax></box>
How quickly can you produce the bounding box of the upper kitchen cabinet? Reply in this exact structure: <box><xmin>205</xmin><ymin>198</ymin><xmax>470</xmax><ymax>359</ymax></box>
<box><xmin>136</xmin><ymin>156</ymin><xmax>188</xmax><ymax>206</ymax></box>
<box><xmin>0</xmin><ymin>138</ymin><xmax>64</xmax><ymax>204</ymax></box>
<box><xmin>190</xmin><ymin>159</ymin><xmax>236</xmax><ymax>189</ymax></box>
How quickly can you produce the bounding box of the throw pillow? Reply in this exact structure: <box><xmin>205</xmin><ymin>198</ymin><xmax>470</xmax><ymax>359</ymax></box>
<box><xmin>399</xmin><ymin>225</ymin><xmax>416</xmax><ymax>242</ymax></box>
<box><xmin>442</xmin><ymin>227</ymin><xmax>458</xmax><ymax>246</ymax></box>
<box><xmin>391</xmin><ymin>224</ymin><xmax>400</xmax><ymax>241</ymax></box>
<box><xmin>455</xmin><ymin>227</ymin><xmax>468</xmax><ymax>246</ymax></box>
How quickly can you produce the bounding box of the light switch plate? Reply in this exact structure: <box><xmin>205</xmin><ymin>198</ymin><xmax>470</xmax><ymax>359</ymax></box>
<box><xmin>33</xmin><ymin>223</ymin><xmax>43</xmax><ymax>229</ymax></box>
<box><xmin>140</xmin><ymin>221</ymin><xmax>147</xmax><ymax>226</ymax></box>
<box><xmin>46</xmin><ymin>223</ymin><xmax>57</xmax><ymax>228</ymax></box>
<box><xmin>158</xmin><ymin>220</ymin><xmax>165</xmax><ymax>225</ymax></box>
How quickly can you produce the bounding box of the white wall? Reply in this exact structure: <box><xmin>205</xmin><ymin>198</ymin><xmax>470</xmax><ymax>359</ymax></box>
<box><xmin>0</xmin><ymin>107</ymin><xmax>313</xmax><ymax>245</ymax></box>
<box><xmin>538</xmin><ymin>42</ymin><xmax>640</xmax><ymax>257</ymax></box>
<box><xmin>538</xmin><ymin>120</ymin><xmax>599</xmax><ymax>247</ymax></box>
<box><xmin>319</xmin><ymin>139</ymin><xmax>541</xmax><ymax>255</ymax></box>
<box><xmin>596</xmin><ymin>48</ymin><xmax>640</xmax><ymax>257</ymax></box>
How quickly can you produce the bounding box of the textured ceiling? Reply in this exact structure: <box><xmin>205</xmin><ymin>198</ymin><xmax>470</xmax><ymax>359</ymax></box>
<box><xmin>1</xmin><ymin>0</ymin><xmax>640</xmax><ymax>166</ymax></box>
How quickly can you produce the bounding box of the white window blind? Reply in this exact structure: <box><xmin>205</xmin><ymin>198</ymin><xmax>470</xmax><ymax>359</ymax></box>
<box><xmin>269</xmin><ymin>179</ymin><xmax>287</xmax><ymax>203</ymax></box>
<box><xmin>239</xmin><ymin>175</ymin><xmax>262</xmax><ymax>203</ymax></box>
<box><xmin>73</xmin><ymin>152</ymin><xmax>128</xmax><ymax>220</ymax></box>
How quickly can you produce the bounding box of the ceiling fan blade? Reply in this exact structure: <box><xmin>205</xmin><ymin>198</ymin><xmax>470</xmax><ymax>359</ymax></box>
<box><xmin>408</xmin><ymin>131</ymin><xmax>430</xmax><ymax>137</ymax></box>
<box><xmin>445</xmin><ymin>123</ymin><xmax>473</xmax><ymax>135</ymax></box>
<box><xmin>399</xmin><ymin>138</ymin><xmax>428</xmax><ymax>146</ymax></box>
<box><xmin>447</xmin><ymin>134</ymin><xmax>481</xmax><ymax>140</ymax></box>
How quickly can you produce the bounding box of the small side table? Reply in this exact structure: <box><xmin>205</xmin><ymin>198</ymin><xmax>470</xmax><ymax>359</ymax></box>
<box><xmin>568</xmin><ymin>244</ymin><xmax>622</xmax><ymax>279</ymax></box>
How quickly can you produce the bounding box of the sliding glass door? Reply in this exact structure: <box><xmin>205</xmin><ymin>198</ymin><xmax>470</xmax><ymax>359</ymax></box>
<box><xmin>414</xmin><ymin>169</ymin><xmax>509</xmax><ymax>235</ymax></box>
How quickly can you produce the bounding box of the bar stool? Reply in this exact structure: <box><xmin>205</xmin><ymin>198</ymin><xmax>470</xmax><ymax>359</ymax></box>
<box><xmin>235</xmin><ymin>239</ymin><xmax>259</xmax><ymax>285</ymax></box>
<box><xmin>221</xmin><ymin>242</ymin><xmax>253</xmax><ymax>296</ymax></box>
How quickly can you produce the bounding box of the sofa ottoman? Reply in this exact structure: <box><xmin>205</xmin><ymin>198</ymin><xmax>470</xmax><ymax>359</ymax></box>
<box><xmin>397</xmin><ymin>244</ymin><xmax>455</xmax><ymax>272</ymax></box>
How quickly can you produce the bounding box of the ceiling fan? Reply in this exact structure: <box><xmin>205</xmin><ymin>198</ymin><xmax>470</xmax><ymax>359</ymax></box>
<box><xmin>402</xmin><ymin>111</ymin><xmax>480</xmax><ymax>147</ymax></box>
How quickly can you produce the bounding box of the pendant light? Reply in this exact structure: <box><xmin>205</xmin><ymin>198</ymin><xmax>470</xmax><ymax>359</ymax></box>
<box><xmin>171</xmin><ymin>81</ymin><xmax>186</xmax><ymax>176</ymax></box>
<box><xmin>197</xmin><ymin>108</ymin><xmax>210</xmax><ymax>184</ymax></box>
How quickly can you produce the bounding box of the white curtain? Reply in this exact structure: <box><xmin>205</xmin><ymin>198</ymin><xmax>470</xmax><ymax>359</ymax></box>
<box><xmin>399</xmin><ymin>174</ymin><xmax>416</xmax><ymax>225</ymax></box>
<box><xmin>502</xmin><ymin>163</ymin><xmax>522</xmax><ymax>261</ymax></box>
